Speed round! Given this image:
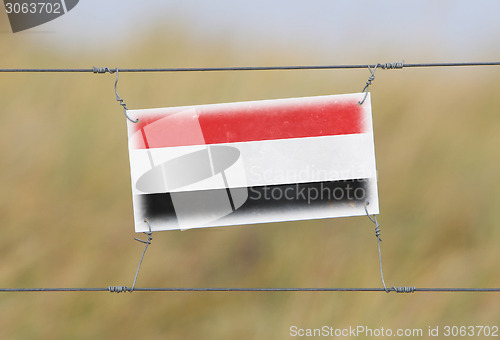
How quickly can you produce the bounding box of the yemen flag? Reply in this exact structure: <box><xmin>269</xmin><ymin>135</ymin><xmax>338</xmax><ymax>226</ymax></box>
<box><xmin>127</xmin><ymin>93</ymin><xmax>378</xmax><ymax>232</ymax></box>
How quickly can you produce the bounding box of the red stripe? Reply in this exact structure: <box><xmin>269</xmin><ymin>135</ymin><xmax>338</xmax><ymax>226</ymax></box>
<box><xmin>130</xmin><ymin>96</ymin><xmax>365</xmax><ymax>149</ymax></box>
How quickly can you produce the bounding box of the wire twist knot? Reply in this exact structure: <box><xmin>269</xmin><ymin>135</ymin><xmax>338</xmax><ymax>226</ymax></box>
<box><xmin>380</xmin><ymin>61</ymin><xmax>404</xmax><ymax>69</ymax></box>
<box><xmin>364</xmin><ymin>203</ymin><xmax>382</xmax><ymax>242</ymax></box>
<box><xmin>108</xmin><ymin>286</ymin><xmax>129</xmax><ymax>293</ymax></box>
<box><xmin>358</xmin><ymin>64</ymin><xmax>378</xmax><ymax>105</ymax></box>
<box><xmin>362</xmin><ymin>70</ymin><xmax>376</xmax><ymax>92</ymax></box>
<box><xmin>391</xmin><ymin>286</ymin><xmax>415</xmax><ymax>293</ymax></box>
<box><xmin>359</xmin><ymin>61</ymin><xmax>404</xmax><ymax>104</ymax></box>
<box><xmin>92</xmin><ymin>67</ymin><xmax>116</xmax><ymax>74</ymax></box>
<box><xmin>134</xmin><ymin>228</ymin><xmax>153</xmax><ymax>245</ymax></box>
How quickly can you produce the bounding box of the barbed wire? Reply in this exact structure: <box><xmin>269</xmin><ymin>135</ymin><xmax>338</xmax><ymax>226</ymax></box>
<box><xmin>0</xmin><ymin>61</ymin><xmax>499</xmax><ymax>73</ymax></box>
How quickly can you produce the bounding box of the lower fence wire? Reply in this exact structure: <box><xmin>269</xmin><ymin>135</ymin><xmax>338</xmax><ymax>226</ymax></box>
<box><xmin>0</xmin><ymin>288</ymin><xmax>499</xmax><ymax>293</ymax></box>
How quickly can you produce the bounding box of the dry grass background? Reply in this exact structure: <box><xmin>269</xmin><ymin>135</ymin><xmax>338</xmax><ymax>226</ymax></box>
<box><xmin>0</xmin><ymin>14</ymin><xmax>499</xmax><ymax>340</ymax></box>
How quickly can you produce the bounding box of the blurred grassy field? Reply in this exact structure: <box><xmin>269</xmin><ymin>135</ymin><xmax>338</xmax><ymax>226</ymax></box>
<box><xmin>1</xmin><ymin>16</ymin><xmax>500</xmax><ymax>340</ymax></box>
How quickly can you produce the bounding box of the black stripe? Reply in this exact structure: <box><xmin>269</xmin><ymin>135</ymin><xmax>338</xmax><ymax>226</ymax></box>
<box><xmin>136</xmin><ymin>179</ymin><xmax>369</xmax><ymax>226</ymax></box>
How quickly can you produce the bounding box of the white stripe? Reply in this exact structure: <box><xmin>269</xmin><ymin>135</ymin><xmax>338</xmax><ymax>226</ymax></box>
<box><xmin>129</xmin><ymin>133</ymin><xmax>377</xmax><ymax>195</ymax></box>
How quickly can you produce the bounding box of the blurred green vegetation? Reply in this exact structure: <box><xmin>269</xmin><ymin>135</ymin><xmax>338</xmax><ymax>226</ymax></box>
<box><xmin>0</xmin><ymin>16</ymin><xmax>499</xmax><ymax>340</ymax></box>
